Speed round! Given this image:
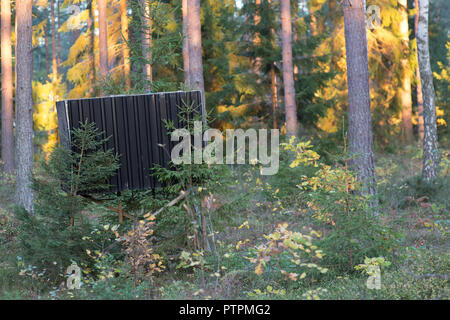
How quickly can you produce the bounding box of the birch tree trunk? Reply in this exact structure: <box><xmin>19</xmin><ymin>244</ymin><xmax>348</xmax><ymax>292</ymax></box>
<box><xmin>342</xmin><ymin>0</ymin><xmax>376</xmax><ymax>196</ymax></box>
<box><xmin>98</xmin><ymin>0</ymin><xmax>109</xmax><ymax>90</ymax></box>
<box><xmin>182</xmin><ymin>0</ymin><xmax>190</xmax><ymax>87</ymax></box>
<box><xmin>15</xmin><ymin>0</ymin><xmax>34</xmax><ymax>212</ymax></box>
<box><xmin>121</xmin><ymin>0</ymin><xmax>131</xmax><ymax>89</ymax></box>
<box><xmin>416</xmin><ymin>0</ymin><xmax>438</xmax><ymax>180</ymax></box>
<box><xmin>280</xmin><ymin>0</ymin><xmax>298</xmax><ymax>137</ymax></box>
<box><xmin>399</xmin><ymin>0</ymin><xmax>413</xmax><ymax>143</ymax></box>
<box><xmin>1</xmin><ymin>0</ymin><xmax>14</xmax><ymax>173</ymax></box>
<box><xmin>187</xmin><ymin>0</ymin><xmax>206</xmax><ymax>111</ymax></box>
<box><xmin>415</xmin><ymin>0</ymin><xmax>424</xmax><ymax>141</ymax></box>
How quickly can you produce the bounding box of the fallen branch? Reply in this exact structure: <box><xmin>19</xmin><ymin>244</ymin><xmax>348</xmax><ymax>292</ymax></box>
<box><xmin>153</xmin><ymin>190</ymin><xmax>190</xmax><ymax>217</ymax></box>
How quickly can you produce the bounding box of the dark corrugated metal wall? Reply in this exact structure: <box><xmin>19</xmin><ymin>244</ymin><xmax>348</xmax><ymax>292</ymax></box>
<box><xmin>56</xmin><ymin>90</ymin><xmax>203</xmax><ymax>193</ymax></box>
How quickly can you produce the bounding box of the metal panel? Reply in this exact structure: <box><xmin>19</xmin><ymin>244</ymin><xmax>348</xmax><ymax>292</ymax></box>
<box><xmin>56</xmin><ymin>90</ymin><xmax>204</xmax><ymax>193</ymax></box>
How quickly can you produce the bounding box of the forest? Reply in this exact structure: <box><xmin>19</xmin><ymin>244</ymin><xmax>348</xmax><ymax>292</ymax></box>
<box><xmin>0</xmin><ymin>0</ymin><xmax>448</xmax><ymax>301</ymax></box>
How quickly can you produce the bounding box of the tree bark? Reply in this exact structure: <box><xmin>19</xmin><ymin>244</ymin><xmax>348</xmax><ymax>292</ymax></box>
<box><xmin>399</xmin><ymin>0</ymin><xmax>413</xmax><ymax>143</ymax></box>
<box><xmin>1</xmin><ymin>0</ymin><xmax>14</xmax><ymax>173</ymax></box>
<box><xmin>141</xmin><ymin>0</ymin><xmax>152</xmax><ymax>90</ymax></box>
<box><xmin>98</xmin><ymin>0</ymin><xmax>109</xmax><ymax>90</ymax></box>
<box><xmin>88</xmin><ymin>0</ymin><xmax>97</xmax><ymax>96</ymax></box>
<box><xmin>270</xmin><ymin>63</ymin><xmax>278</xmax><ymax>129</ymax></box>
<box><xmin>342</xmin><ymin>0</ymin><xmax>376</xmax><ymax>196</ymax></box>
<box><xmin>280</xmin><ymin>0</ymin><xmax>298</xmax><ymax>137</ymax></box>
<box><xmin>15</xmin><ymin>0</ymin><xmax>34</xmax><ymax>212</ymax></box>
<box><xmin>187</xmin><ymin>0</ymin><xmax>206</xmax><ymax>111</ymax></box>
<box><xmin>252</xmin><ymin>0</ymin><xmax>262</xmax><ymax>82</ymax></box>
<box><xmin>57</xmin><ymin>0</ymin><xmax>61</xmax><ymax>67</ymax></box>
<box><xmin>417</xmin><ymin>0</ymin><xmax>438</xmax><ymax>180</ymax></box>
<box><xmin>182</xmin><ymin>0</ymin><xmax>190</xmax><ymax>87</ymax></box>
<box><xmin>45</xmin><ymin>7</ymin><xmax>49</xmax><ymax>77</ymax></box>
<box><xmin>415</xmin><ymin>0</ymin><xmax>424</xmax><ymax>141</ymax></box>
<box><xmin>121</xmin><ymin>0</ymin><xmax>131</xmax><ymax>89</ymax></box>
<box><xmin>51</xmin><ymin>0</ymin><xmax>57</xmax><ymax>80</ymax></box>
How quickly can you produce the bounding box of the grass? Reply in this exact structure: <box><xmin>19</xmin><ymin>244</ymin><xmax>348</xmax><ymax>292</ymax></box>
<box><xmin>0</xmin><ymin>145</ymin><xmax>448</xmax><ymax>300</ymax></box>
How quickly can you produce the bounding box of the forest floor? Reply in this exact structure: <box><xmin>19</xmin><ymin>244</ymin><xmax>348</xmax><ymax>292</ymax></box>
<box><xmin>0</xmin><ymin>144</ymin><xmax>448</xmax><ymax>300</ymax></box>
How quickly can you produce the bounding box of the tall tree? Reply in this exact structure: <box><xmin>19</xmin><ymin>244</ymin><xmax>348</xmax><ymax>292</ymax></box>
<box><xmin>98</xmin><ymin>0</ymin><xmax>109</xmax><ymax>91</ymax></box>
<box><xmin>1</xmin><ymin>0</ymin><xmax>14</xmax><ymax>173</ymax></box>
<box><xmin>57</xmin><ymin>0</ymin><xmax>61</xmax><ymax>67</ymax></box>
<box><xmin>342</xmin><ymin>0</ymin><xmax>376</xmax><ymax>196</ymax></box>
<box><xmin>88</xmin><ymin>0</ymin><xmax>97</xmax><ymax>96</ymax></box>
<box><xmin>416</xmin><ymin>0</ymin><xmax>438</xmax><ymax>180</ymax></box>
<box><xmin>182</xmin><ymin>0</ymin><xmax>190</xmax><ymax>87</ymax></box>
<box><xmin>187</xmin><ymin>0</ymin><xmax>205</xmax><ymax>110</ymax></box>
<box><xmin>415</xmin><ymin>0</ymin><xmax>424</xmax><ymax>141</ymax></box>
<box><xmin>121</xmin><ymin>0</ymin><xmax>131</xmax><ymax>89</ymax></box>
<box><xmin>399</xmin><ymin>0</ymin><xmax>413</xmax><ymax>143</ymax></box>
<box><xmin>141</xmin><ymin>0</ymin><xmax>152</xmax><ymax>90</ymax></box>
<box><xmin>15</xmin><ymin>0</ymin><xmax>34</xmax><ymax>212</ymax></box>
<box><xmin>51</xmin><ymin>0</ymin><xmax>57</xmax><ymax>80</ymax></box>
<box><xmin>280</xmin><ymin>0</ymin><xmax>298</xmax><ymax>137</ymax></box>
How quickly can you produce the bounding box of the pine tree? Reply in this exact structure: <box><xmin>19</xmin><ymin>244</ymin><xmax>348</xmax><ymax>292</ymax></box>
<box><xmin>1</xmin><ymin>0</ymin><xmax>14</xmax><ymax>173</ymax></box>
<box><xmin>342</xmin><ymin>0</ymin><xmax>376</xmax><ymax>196</ymax></box>
<box><xmin>16</xmin><ymin>121</ymin><xmax>119</xmax><ymax>279</ymax></box>
<box><xmin>280</xmin><ymin>0</ymin><xmax>298</xmax><ymax>137</ymax></box>
<box><xmin>15</xmin><ymin>0</ymin><xmax>34</xmax><ymax>212</ymax></box>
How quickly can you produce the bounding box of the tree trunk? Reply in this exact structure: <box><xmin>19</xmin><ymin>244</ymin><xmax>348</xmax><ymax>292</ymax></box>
<box><xmin>121</xmin><ymin>0</ymin><xmax>131</xmax><ymax>89</ymax></box>
<box><xmin>342</xmin><ymin>0</ymin><xmax>376</xmax><ymax>196</ymax></box>
<box><xmin>252</xmin><ymin>0</ymin><xmax>262</xmax><ymax>82</ymax></box>
<box><xmin>88</xmin><ymin>0</ymin><xmax>96</xmax><ymax>96</ymax></box>
<box><xmin>280</xmin><ymin>0</ymin><xmax>298</xmax><ymax>137</ymax></box>
<box><xmin>45</xmin><ymin>8</ymin><xmax>49</xmax><ymax>77</ymax></box>
<box><xmin>57</xmin><ymin>0</ymin><xmax>61</xmax><ymax>67</ymax></box>
<box><xmin>1</xmin><ymin>0</ymin><xmax>14</xmax><ymax>173</ymax></box>
<box><xmin>51</xmin><ymin>0</ymin><xmax>57</xmax><ymax>80</ymax></box>
<box><xmin>15</xmin><ymin>0</ymin><xmax>34</xmax><ymax>212</ymax></box>
<box><xmin>98</xmin><ymin>0</ymin><xmax>109</xmax><ymax>90</ymax></box>
<box><xmin>141</xmin><ymin>0</ymin><xmax>152</xmax><ymax>90</ymax></box>
<box><xmin>417</xmin><ymin>0</ymin><xmax>438</xmax><ymax>180</ymax></box>
<box><xmin>270</xmin><ymin>63</ymin><xmax>278</xmax><ymax>129</ymax></box>
<box><xmin>187</xmin><ymin>0</ymin><xmax>206</xmax><ymax>111</ymax></box>
<box><xmin>415</xmin><ymin>0</ymin><xmax>424</xmax><ymax>141</ymax></box>
<box><xmin>182</xmin><ymin>0</ymin><xmax>190</xmax><ymax>87</ymax></box>
<box><xmin>399</xmin><ymin>0</ymin><xmax>413</xmax><ymax>143</ymax></box>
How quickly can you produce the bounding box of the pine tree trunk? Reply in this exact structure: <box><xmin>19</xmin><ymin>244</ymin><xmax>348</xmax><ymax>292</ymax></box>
<box><xmin>252</xmin><ymin>0</ymin><xmax>262</xmax><ymax>82</ymax></box>
<box><xmin>45</xmin><ymin>8</ymin><xmax>49</xmax><ymax>77</ymax></box>
<box><xmin>415</xmin><ymin>0</ymin><xmax>424</xmax><ymax>141</ymax></box>
<box><xmin>141</xmin><ymin>0</ymin><xmax>152</xmax><ymax>90</ymax></box>
<box><xmin>51</xmin><ymin>0</ymin><xmax>57</xmax><ymax>80</ymax></box>
<box><xmin>57</xmin><ymin>0</ymin><xmax>61</xmax><ymax>67</ymax></box>
<box><xmin>280</xmin><ymin>0</ymin><xmax>298</xmax><ymax>137</ymax></box>
<box><xmin>182</xmin><ymin>0</ymin><xmax>190</xmax><ymax>87</ymax></box>
<box><xmin>15</xmin><ymin>0</ymin><xmax>34</xmax><ymax>212</ymax></box>
<box><xmin>88</xmin><ymin>0</ymin><xmax>97</xmax><ymax>96</ymax></box>
<box><xmin>98</xmin><ymin>0</ymin><xmax>109</xmax><ymax>89</ymax></box>
<box><xmin>1</xmin><ymin>0</ymin><xmax>14</xmax><ymax>173</ymax></box>
<box><xmin>399</xmin><ymin>0</ymin><xmax>413</xmax><ymax>143</ymax></box>
<box><xmin>417</xmin><ymin>0</ymin><xmax>438</xmax><ymax>180</ymax></box>
<box><xmin>270</xmin><ymin>63</ymin><xmax>278</xmax><ymax>129</ymax></box>
<box><xmin>187</xmin><ymin>0</ymin><xmax>206</xmax><ymax>110</ymax></box>
<box><xmin>342</xmin><ymin>0</ymin><xmax>376</xmax><ymax>196</ymax></box>
<box><xmin>121</xmin><ymin>0</ymin><xmax>131</xmax><ymax>89</ymax></box>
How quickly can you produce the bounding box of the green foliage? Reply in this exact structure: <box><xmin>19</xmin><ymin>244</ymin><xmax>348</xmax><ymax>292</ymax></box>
<box><xmin>284</xmin><ymin>137</ymin><xmax>398</xmax><ymax>274</ymax></box>
<box><xmin>15</xmin><ymin>121</ymin><xmax>120</xmax><ymax>281</ymax></box>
